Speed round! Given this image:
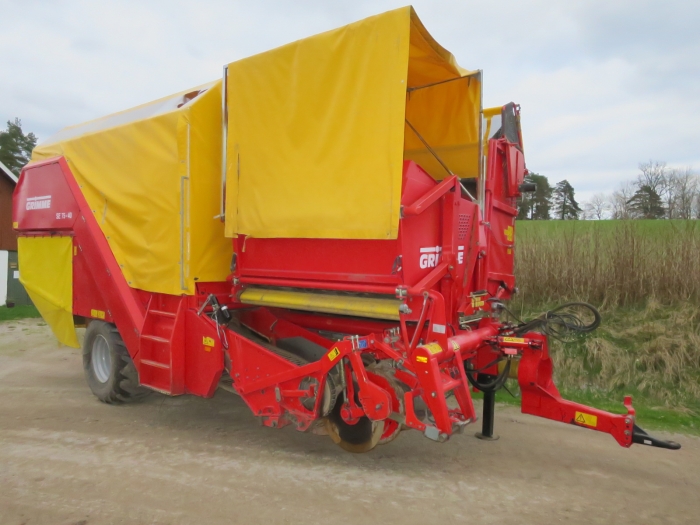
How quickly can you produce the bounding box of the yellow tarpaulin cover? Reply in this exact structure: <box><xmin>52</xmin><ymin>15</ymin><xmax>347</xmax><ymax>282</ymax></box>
<box><xmin>18</xmin><ymin>236</ymin><xmax>79</xmax><ymax>348</ymax></box>
<box><xmin>32</xmin><ymin>82</ymin><xmax>231</xmax><ymax>296</ymax></box>
<box><xmin>225</xmin><ymin>6</ymin><xmax>481</xmax><ymax>239</ymax></box>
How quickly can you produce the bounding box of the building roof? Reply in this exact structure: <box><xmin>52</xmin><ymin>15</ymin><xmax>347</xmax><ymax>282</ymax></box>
<box><xmin>0</xmin><ymin>160</ymin><xmax>18</xmax><ymax>184</ymax></box>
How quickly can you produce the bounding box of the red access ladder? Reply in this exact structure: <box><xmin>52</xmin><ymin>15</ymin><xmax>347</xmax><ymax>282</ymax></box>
<box><xmin>138</xmin><ymin>294</ymin><xmax>186</xmax><ymax>395</ymax></box>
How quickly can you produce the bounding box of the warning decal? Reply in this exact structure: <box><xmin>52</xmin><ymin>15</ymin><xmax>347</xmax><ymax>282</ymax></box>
<box><xmin>416</xmin><ymin>355</ymin><xmax>428</xmax><ymax>363</ymax></box>
<box><xmin>327</xmin><ymin>347</ymin><xmax>341</xmax><ymax>362</ymax></box>
<box><xmin>471</xmin><ymin>296</ymin><xmax>485</xmax><ymax>309</ymax></box>
<box><xmin>90</xmin><ymin>309</ymin><xmax>106</xmax><ymax>319</ymax></box>
<box><xmin>423</xmin><ymin>343</ymin><xmax>443</xmax><ymax>355</ymax></box>
<box><xmin>574</xmin><ymin>411</ymin><xmax>598</xmax><ymax>428</ymax></box>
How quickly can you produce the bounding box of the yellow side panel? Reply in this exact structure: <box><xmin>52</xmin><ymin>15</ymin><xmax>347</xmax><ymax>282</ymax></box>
<box><xmin>404</xmin><ymin>75</ymin><xmax>481</xmax><ymax>180</ymax></box>
<box><xmin>405</xmin><ymin>14</ymin><xmax>481</xmax><ymax>180</ymax></box>
<box><xmin>32</xmin><ymin>82</ymin><xmax>231</xmax><ymax>295</ymax></box>
<box><xmin>178</xmin><ymin>84</ymin><xmax>232</xmax><ymax>288</ymax></box>
<box><xmin>18</xmin><ymin>236</ymin><xmax>79</xmax><ymax>348</ymax></box>
<box><xmin>225</xmin><ymin>7</ymin><xmax>412</xmax><ymax>239</ymax></box>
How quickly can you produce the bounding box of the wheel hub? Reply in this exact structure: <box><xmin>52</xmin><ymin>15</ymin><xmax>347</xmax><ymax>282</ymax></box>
<box><xmin>92</xmin><ymin>334</ymin><xmax>111</xmax><ymax>384</ymax></box>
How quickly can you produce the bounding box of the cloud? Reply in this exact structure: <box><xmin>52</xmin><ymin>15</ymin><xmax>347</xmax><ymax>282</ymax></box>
<box><xmin>1</xmin><ymin>0</ymin><xmax>698</xmax><ymax>201</ymax></box>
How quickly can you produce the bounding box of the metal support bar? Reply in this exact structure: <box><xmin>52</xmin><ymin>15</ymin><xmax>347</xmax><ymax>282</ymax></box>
<box><xmin>475</xmin><ymin>375</ymin><xmax>499</xmax><ymax>441</ymax></box>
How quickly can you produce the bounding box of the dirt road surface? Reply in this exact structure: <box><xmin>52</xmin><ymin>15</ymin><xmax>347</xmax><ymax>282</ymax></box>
<box><xmin>1</xmin><ymin>318</ymin><xmax>698</xmax><ymax>525</ymax></box>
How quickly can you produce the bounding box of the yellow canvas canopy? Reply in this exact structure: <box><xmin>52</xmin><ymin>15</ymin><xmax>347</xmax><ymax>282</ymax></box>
<box><xmin>31</xmin><ymin>81</ymin><xmax>231</xmax><ymax>296</ymax></box>
<box><xmin>224</xmin><ymin>6</ymin><xmax>481</xmax><ymax>240</ymax></box>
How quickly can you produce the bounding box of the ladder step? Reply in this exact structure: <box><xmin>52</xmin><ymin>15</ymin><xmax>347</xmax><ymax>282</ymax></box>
<box><xmin>149</xmin><ymin>309</ymin><xmax>177</xmax><ymax>318</ymax></box>
<box><xmin>140</xmin><ymin>359</ymin><xmax>170</xmax><ymax>370</ymax></box>
<box><xmin>142</xmin><ymin>334</ymin><xmax>170</xmax><ymax>344</ymax></box>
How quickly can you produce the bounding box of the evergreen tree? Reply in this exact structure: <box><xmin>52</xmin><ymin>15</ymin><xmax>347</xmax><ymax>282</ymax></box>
<box><xmin>627</xmin><ymin>184</ymin><xmax>665</xmax><ymax>219</ymax></box>
<box><xmin>552</xmin><ymin>179</ymin><xmax>581</xmax><ymax>220</ymax></box>
<box><xmin>517</xmin><ymin>173</ymin><xmax>553</xmax><ymax>220</ymax></box>
<box><xmin>0</xmin><ymin>118</ymin><xmax>37</xmax><ymax>175</ymax></box>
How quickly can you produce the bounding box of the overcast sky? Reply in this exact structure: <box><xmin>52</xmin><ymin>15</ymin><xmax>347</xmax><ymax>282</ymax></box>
<box><xmin>1</xmin><ymin>0</ymin><xmax>698</xmax><ymax>202</ymax></box>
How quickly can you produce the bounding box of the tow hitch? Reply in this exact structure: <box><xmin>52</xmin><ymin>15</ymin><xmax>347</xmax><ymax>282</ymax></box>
<box><xmin>633</xmin><ymin>424</ymin><xmax>681</xmax><ymax>450</ymax></box>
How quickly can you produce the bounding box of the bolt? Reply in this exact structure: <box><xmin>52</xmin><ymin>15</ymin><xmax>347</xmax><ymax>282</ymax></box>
<box><xmin>375</xmin><ymin>404</ymin><xmax>382</xmax><ymax>410</ymax></box>
<box><xmin>625</xmin><ymin>418</ymin><xmax>631</xmax><ymax>425</ymax></box>
<box><xmin>624</xmin><ymin>430</ymin><xmax>630</xmax><ymax>436</ymax></box>
<box><xmin>431</xmin><ymin>392</ymin><xmax>436</xmax><ymax>398</ymax></box>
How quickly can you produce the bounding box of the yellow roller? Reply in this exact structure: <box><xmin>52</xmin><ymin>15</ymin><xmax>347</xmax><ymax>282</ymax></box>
<box><xmin>239</xmin><ymin>287</ymin><xmax>401</xmax><ymax>321</ymax></box>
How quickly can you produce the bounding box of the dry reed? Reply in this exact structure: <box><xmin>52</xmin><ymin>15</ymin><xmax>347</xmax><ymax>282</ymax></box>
<box><xmin>514</xmin><ymin>220</ymin><xmax>700</xmax><ymax>307</ymax></box>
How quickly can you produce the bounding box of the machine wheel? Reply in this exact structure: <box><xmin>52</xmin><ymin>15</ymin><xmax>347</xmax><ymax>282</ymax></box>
<box><xmin>82</xmin><ymin>320</ymin><xmax>149</xmax><ymax>404</ymax></box>
<box><xmin>367</xmin><ymin>367</ymin><xmax>406</xmax><ymax>445</ymax></box>
<box><xmin>325</xmin><ymin>392</ymin><xmax>384</xmax><ymax>453</ymax></box>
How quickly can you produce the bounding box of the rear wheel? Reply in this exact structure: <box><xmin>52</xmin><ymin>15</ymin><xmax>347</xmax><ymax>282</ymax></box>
<box><xmin>83</xmin><ymin>320</ymin><xmax>149</xmax><ymax>404</ymax></box>
<box><xmin>325</xmin><ymin>392</ymin><xmax>384</xmax><ymax>453</ymax></box>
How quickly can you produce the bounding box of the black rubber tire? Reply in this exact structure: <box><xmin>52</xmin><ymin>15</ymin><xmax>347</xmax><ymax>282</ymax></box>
<box><xmin>82</xmin><ymin>320</ymin><xmax>150</xmax><ymax>404</ymax></box>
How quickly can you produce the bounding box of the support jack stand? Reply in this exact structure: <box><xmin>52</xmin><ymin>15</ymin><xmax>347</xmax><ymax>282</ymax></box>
<box><xmin>475</xmin><ymin>377</ymin><xmax>499</xmax><ymax>441</ymax></box>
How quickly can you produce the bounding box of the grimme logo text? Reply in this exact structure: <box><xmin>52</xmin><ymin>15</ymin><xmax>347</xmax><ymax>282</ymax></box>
<box><xmin>25</xmin><ymin>195</ymin><xmax>52</xmax><ymax>210</ymax></box>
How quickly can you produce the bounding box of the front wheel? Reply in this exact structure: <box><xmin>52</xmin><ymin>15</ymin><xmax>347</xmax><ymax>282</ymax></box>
<box><xmin>82</xmin><ymin>320</ymin><xmax>149</xmax><ymax>404</ymax></box>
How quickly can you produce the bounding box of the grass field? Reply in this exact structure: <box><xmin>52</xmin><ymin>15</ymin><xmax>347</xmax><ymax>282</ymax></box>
<box><xmin>512</xmin><ymin>219</ymin><xmax>700</xmax><ymax>433</ymax></box>
<box><xmin>0</xmin><ymin>305</ymin><xmax>40</xmax><ymax>321</ymax></box>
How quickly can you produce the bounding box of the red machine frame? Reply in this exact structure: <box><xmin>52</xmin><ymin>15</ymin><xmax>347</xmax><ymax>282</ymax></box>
<box><xmin>13</xmin><ymin>104</ymin><xmax>679</xmax><ymax>452</ymax></box>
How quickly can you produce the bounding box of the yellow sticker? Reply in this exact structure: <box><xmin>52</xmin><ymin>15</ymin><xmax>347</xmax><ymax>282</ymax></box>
<box><xmin>504</xmin><ymin>225</ymin><xmax>514</xmax><ymax>242</ymax></box>
<box><xmin>471</xmin><ymin>296</ymin><xmax>485</xmax><ymax>308</ymax></box>
<box><xmin>12</xmin><ymin>222</ymin><xmax>18</xmax><ymax>229</ymax></box>
<box><xmin>327</xmin><ymin>347</ymin><xmax>340</xmax><ymax>362</ymax></box>
<box><xmin>451</xmin><ymin>340</ymin><xmax>460</xmax><ymax>352</ymax></box>
<box><xmin>416</xmin><ymin>355</ymin><xmax>428</xmax><ymax>363</ymax></box>
<box><xmin>203</xmin><ymin>337</ymin><xmax>215</xmax><ymax>347</ymax></box>
<box><xmin>574</xmin><ymin>411</ymin><xmax>598</xmax><ymax>428</ymax></box>
<box><xmin>423</xmin><ymin>342</ymin><xmax>443</xmax><ymax>355</ymax></box>
<box><xmin>90</xmin><ymin>309</ymin><xmax>105</xmax><ymax>319</ymax></box>
<box><xmin>502</xmin><ymin>337</ymin><xmax>526</xmax><ymax>344</ymax></box>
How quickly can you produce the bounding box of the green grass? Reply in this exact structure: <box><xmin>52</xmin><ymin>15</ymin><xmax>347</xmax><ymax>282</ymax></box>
<box><xmin>0</xmin><ymin>305</ymin><xmax>41</xmax><ymax>321</ymax></box>
<box><xmin>511</xmin><ymin>220</ymin><xmax>700</xmax><ymax>434</ymax></box>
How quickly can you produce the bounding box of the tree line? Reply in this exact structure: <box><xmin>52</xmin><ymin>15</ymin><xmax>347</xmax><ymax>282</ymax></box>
<box><xmin>582</xmin><ymin>161</ymin><xmax>699</xmax><ymax>220</ymax></box>
<box><xmin>517</xmin><ymin>161</ymin><xmax>699</xmax><ymax>220</ymax></box>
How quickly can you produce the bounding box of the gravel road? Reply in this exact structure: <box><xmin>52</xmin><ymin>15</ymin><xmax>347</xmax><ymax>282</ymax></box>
<box><xmin>1</xmin><ymin>318</ymin><xmax>698</xmax><ymax>525</ymax></box>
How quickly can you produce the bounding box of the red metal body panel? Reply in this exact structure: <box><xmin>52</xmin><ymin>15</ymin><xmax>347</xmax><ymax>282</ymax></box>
<box><xmin>13</xmin><ymin>161</ymin><xmax>80</xmax><ymax>232</ymax></box>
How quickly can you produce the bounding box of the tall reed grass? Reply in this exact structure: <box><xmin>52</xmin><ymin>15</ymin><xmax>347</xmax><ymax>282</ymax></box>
<box><xmin>514</xmin><ymin>220</ymin><xmax>700</xmax><ymax>307</ymax></box>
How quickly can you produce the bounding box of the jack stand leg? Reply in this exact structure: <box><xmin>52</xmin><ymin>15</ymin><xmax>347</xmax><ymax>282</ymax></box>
<box><xmin>475</xmin><ymin>377</ymin><xmax>499</xmax><ymax>441</ymax></box>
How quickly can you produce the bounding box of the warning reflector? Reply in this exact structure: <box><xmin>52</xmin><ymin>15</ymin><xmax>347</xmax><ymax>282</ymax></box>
<box><xmin>574</xmin><ymin>411</ymin><xmax>598</xmax><ymax>428</ymax></box>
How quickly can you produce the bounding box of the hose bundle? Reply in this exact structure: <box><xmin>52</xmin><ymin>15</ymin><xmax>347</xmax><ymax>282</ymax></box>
<box><xmin>464</xmin><ymin>302</ymin><xmax>601</xmax><ymax>393</ymax></box>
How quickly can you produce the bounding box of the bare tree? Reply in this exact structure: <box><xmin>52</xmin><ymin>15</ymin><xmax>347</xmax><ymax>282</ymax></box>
<box><xmin>666</xmin><ymin>167</ymin><xmax>698</xmax><ymax>219</ymax></box>
<box><xmin>611</xmin><ymin>181</ymin><xmax>636</xmax><ymax>219</ymax></box>
<box><xmin>583</xmin><ymin>193</ymin><xmax>611</xmax><ymax>220</ymax></box>
<box><xmin>638</xmin><ymin>160</ymin><xmax>668</xmax><ymax>195</ymax></box>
